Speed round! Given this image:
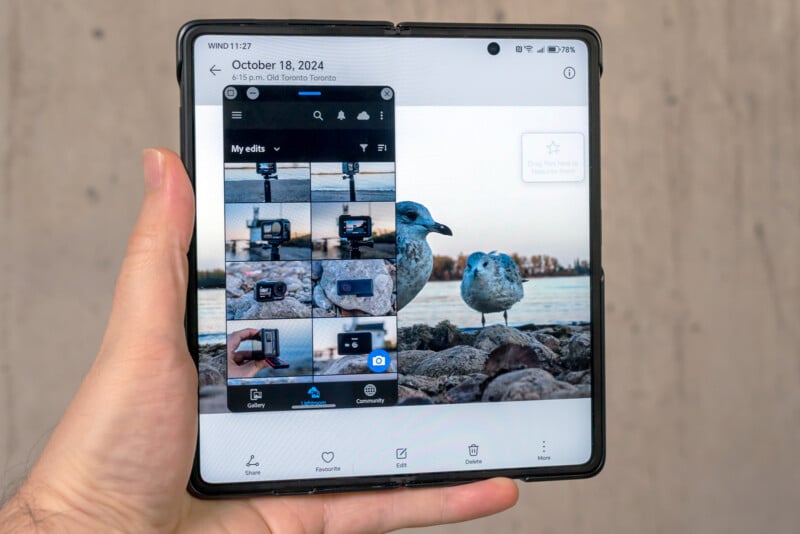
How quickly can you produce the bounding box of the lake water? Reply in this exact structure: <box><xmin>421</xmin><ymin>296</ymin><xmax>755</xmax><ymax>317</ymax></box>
<box><xmin>398</xmin><ymin>276</ymin><xmax>590</xmax><ymax>329</ymax></box>
<box><xmin>198</xmin><ymin>288</ymin><xmax>226</xmax><ymax>345</ymax></box>
<box><xmin>200</xmin><ymin>276</ymin><xmax>590</xmax><ymax>343</ymax></box>
<box><xmin>225</xmin><ymin>168</ymin><xmax>310</xmax><ymax>181</ymax></box>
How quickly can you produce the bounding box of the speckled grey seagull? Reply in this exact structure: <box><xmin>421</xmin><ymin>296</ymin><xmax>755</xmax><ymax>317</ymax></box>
<box><xmin>461</xmin><ymin>251</ymin><xmax>526</xmax><ymax>327</ymax></box>
<box><xmin>396</xmin><ymin>201</ymin><xmax>453</xmax><ymax>310</ymax></box>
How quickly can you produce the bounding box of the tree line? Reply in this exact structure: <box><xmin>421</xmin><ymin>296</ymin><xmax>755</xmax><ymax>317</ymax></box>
<box><xmin>429</xmin><ymin>254</ymin><xmax>590</xmax><ymax>281</ymax></box>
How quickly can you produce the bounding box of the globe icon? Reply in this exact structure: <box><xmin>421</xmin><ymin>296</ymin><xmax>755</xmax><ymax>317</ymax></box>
<box><xmin>364</xmin><ymin>384</ymin><xmax>377</xmax><ymax>397</ymax></box>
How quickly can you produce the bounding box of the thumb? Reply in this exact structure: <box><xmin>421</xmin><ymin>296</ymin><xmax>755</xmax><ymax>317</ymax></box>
<box><xmin>102</xmin><ymin>148</ymin><xmax>195</xmax><ymax>354</ymax></box>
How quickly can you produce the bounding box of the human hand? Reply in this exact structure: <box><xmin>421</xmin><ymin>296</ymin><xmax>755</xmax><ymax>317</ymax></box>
<box><xmin>0</xmin><ymin>148</ymin><xmax>518</xmax><ymax>533</ymax></box>
<box><xmin>227</xmin><ymin>328</ymin><xmax>268</xmax><ymax>379</ymax></box>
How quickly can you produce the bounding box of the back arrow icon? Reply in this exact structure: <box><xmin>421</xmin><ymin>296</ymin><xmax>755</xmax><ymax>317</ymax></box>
<box><xmin>210</xmin><ymin>65</ymin><xmax>221</xmax><ymax>76</ymax></box>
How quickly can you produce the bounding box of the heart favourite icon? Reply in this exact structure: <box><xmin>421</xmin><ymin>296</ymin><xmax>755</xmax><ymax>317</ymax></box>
<box><xmin>321</xmin><ymin>451</ymin><xmax>335</xmax><ymax>463</ymax></box>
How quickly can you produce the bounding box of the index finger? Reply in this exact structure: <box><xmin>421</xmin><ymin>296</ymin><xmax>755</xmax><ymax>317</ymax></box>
<box><xmin>258</xmin><ymin>477</ymin><xmax>519</xmax><ymax>533</ymax></box>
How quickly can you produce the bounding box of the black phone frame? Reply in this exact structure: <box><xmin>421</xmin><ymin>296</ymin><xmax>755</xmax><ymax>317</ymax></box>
<box><xmin>178</xmin><ymin>19</ymin><xmax>604</xmax><ymax>498</ymax></box>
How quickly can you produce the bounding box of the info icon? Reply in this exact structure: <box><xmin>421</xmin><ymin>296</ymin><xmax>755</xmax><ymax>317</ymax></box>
<box><xmin>367</xmin><ymin>350</ymin><xmax>391</xmax><ymax>373</ymax></box>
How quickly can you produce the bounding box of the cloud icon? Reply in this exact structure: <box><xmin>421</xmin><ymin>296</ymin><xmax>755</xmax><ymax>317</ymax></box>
<box><xmin>356</xmin><ymin>111</ymin><xmax>370</xmax><ymax>120</ymax></box>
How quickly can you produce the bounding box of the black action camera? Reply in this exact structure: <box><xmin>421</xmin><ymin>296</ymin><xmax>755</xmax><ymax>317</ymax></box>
<box><xmin>256</xmin><ymin>162</ymin><xmax>278</xmax><ymax>178</ymax></box>
<box><xmin>253</xmin><ymin>328</ymin><xmax>289</xmax><ymax>369</ymax></box>
<box><xmin>337</xmin><ymin>332</ymin><xmax>373</xmax><ymax>355</ymax></box>
<box><xmin>261</xmin><ymin>219</ymin><xmax>291</xmax><ymax>244</ymax></box>
<box><xmin>254</xmin><ymin>280</ymin><xmax>287</xmax><ymax>302</ymax></box>
<box><xmin>338</xmin><ymin>215</ymin><xmax>372</xmax><ymax>239</ymax></box>
<box><xmin>342</xmin><ymin>162</ymin><xmax>359</xmax><ymax>174</ymax></box>
<box><xmin>336</xmin><ymin>279</ymin><xmax>374</xmax><ymax>297</ymax></box>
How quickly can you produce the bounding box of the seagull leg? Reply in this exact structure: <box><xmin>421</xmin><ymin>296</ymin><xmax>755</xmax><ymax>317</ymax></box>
<box><xmin>481</xmin><ymin>313</ymin><xmax>486</xmax><ymax>328</ymax></box>
<box><xmin>504</xmin><ymin>310</ymin><xmax>508</xmax><ymax>326</ymax></box>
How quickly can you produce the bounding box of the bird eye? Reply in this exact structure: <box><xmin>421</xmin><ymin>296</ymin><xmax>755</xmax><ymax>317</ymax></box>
<box><xmin>482</xmin><ymin>261</ymin><xmax>488</xmax><ymax>267</ymax></box>
<box><xmin>406</xmin><ymin>211</ymin><xmax>418</xmax><ymax>221</ymax></box>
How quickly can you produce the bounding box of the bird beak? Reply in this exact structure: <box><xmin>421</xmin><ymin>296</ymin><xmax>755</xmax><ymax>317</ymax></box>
<box><xmin>430</xmin><ymin>222</ymin><xmax>453</xmax><ymax>236</ymax></box>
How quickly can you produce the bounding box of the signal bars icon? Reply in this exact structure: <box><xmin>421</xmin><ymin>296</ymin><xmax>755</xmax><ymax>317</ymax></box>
<box><xmin>516</xmin><ymin>45</ymin><xmax>546</xmax><ymax>54</ymax></box>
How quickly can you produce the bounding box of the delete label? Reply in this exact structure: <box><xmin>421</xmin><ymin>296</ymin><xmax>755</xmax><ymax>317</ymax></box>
<box><xmin>521</xmin><ymin>133</ymin><xmax>585</xmax><ymax>183</ymax></box>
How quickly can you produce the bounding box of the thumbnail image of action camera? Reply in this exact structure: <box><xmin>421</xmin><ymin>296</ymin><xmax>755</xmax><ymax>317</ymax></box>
<box><xmin>261</xmin><ymin>219</ymin><xmax>291</xmax><ymax>260</ymax></box>
<box><xmin>253</xmin><ymin>328</ymin><xmax>289</xmax><ymax>369</ymax></box>
<box><xmin>338</xmin><ymin>214</ymin><xmax>373</xmax><ymax>259</ymax></box>
<box><xmin>254</xmin><ymin>280</ymin><xmax>287</xmax><ymax>302</ymax></box>
<box><xmin>338</xmin><ymin>214</ymin><xmax>372</xmax><ymax>239</ymax></box>
<box><xmin>342</xmin><ymin>162</ymin><xmax>359</xmax><ymax>202</ymax></box>
<box><xmin>256</xmin><ymin>162</ymin><xmax>278</xmax><ymax>202</ymax></box>
<box><xmin>262</xmin><ymin>219</ymin><xmax>291</xmax><ymax>243</ymax></box>
<box><xmin>336</xmin><ymin>279</ymin><xmax>374</xmax><ymax>297</ymax></box>
<box><xmin>337</xmin><ymin>332</ymin><xmax>373</xmax><ymax>355</ymax></box>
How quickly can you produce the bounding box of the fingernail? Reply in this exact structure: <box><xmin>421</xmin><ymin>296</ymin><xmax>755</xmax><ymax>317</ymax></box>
<box><xmin>143</xmin><ymin>148</ymin><xmax>164</xmax><ymax>191</ymax></box>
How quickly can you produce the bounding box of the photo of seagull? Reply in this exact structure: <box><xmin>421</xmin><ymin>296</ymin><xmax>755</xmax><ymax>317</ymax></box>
<box><xmin>461</xmin><ymin>251</ymin><xmax>526</xmax><ymax>327</ymax></box>
<box><xmin>396</xmin><ymin>201</ymin><xmax>453</xmax><ymax>310</ymax></box>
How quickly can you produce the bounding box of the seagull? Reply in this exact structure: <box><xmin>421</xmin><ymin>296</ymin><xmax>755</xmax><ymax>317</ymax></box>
<box><xmin>396</xmin><ymin>201</ymin><xmax>453</xmax><ymax>310</ymax></box>
<box><xmin>461</xmin><ymin>251</ymin><xmax>526</xmax><ymax>327</ymax></box>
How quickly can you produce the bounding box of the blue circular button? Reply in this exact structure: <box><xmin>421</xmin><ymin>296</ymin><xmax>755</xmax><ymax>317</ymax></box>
<box><xmin>367</xmin><ymin>349</ymin><xmax>391</xmax><ymax>373</ymax></box>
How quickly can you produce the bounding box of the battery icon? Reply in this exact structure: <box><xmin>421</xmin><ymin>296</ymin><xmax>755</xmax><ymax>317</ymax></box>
<box><xmin>547</xmin><ymin>45</ymin><xmax>559</xmax><ymax>53</ymax></box>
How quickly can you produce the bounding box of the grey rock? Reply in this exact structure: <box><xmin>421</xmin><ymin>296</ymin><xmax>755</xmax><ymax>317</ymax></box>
<box><xmin>558</xmin><ymin>369</ymin><xmax>592</xmax><ymax>385</ymax></box>
<box><xmin>439</xmin><ymin>373</ymin><xmax>488</xmax><ymax>403</ymax></box>
<box><xmin>226</xmin><ymin>274</ymin><xmax>244</xmax><ymax>298</ymax></box>
<box><xmin>319</xmin><ymin>260</ymin><xmax>394</xmax><ymax>316</ymax></box>
<box><xmin>404</xmin><ymin>345</ymin><xmax>488</xmax><ymax>377</ymax></box>
<box><xmin>533</xmin><ymin>332</ymin><xmax>562</xmax><ymax>353</ymax></box>
<box><xmin>483</xmin><ymin>342</ymin><xmax>558</xmax><ymax>377</ymax></box>
<box><xmin>482</xmin><ymin>368</ymin><xmax>578</xmax><ymax>402</ymax></box>
<box><xmin>551</xmin><ymin>383</ymin><xmax>591</xmax><ymax>399</ymax></box>
<box><xmin>313</xmin><ymin>285</ymin><xmax>333</xmax><ymax>311</ymax></box>
<box><xmin>398</xmin><ymin>374</ymin><xmax>442</xmax><ymax>395</ymax></box>
<box><xmin>398</xmin><ymin>321</ymin><xmax>476</xmax><ymax>351</ymax></box>
<box><xmin>229</xmin><ymin>295</ymin><xmax>310</xmax><ymax>320</ymax></box>
<box><xmin>397</xmin><ymin>350</ymin><xmax>435</xmax><ymax>374</ymax></box>
<box><xmin>284</xmin><ymin>276</ymin><xmax>303</xmax><ymax>293</ymax></box>
<box><xmin>525</xmin><ymin>340</ymin><xmax>560</xmax><ymax>368</ymax></box>
<box><xmin>560</xmin><ymin>333</ymin><xmax>591</xmax><ymax>371</ymax></box>
<box><xmin>397</xmin><ymin>386</ymin><xmax>434</xmax><ymax>404</ymax></box>
<box><xmin>473</xmin><ymin>325</ymin><xmax>531</xmax><ymax>352</ymax></box>
<box><xmin>311</xmin><ymin>261</ymin><xmax>323</xmax><ymax>280</ymax></box>
<box><xmin>198</xmin><ymin>366</ymin><xmax>223</xmax><ymax>387</ymax></box>
<box><xmin>321</xmin><ymin>354</ymin><xmax>397</xmax><ymax>375</ymax></box>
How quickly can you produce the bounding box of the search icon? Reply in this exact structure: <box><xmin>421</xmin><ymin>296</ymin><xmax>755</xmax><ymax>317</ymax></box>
<box><xmin>313</xmin><ymin>110</ymin><xmax>324</xmax><ymax>121</ymax></box>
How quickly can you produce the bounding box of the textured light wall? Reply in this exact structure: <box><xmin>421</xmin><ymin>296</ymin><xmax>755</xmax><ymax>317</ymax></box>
<box><xmin>1</xmin><ymin>2</ymin><xmax>798</xmax><ymax>532</ymax></box>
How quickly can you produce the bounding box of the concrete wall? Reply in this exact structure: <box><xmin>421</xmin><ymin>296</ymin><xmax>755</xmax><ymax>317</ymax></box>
<box><xmin>1</xmin><ymin>1</ymin><xmax>799</xmax><ymax>532</ymax></box>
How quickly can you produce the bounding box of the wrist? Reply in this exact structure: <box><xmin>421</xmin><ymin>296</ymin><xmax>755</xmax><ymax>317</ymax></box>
<box><xmin>0</xmin><ymin>486</ymin><xmax>60</xmax><ymax>533</ymax></box>
<box><xmin>0</xmin><ymin>480</ymin><xmax>104</xmax><ymax>534</ymax></box>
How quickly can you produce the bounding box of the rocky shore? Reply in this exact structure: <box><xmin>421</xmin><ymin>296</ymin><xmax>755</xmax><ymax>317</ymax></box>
<box><xmin>198</xmin><ymin>343</ymin><xmax>227</xmax><ymax>413</ymax></box>
<box><xmin>311</xmin><ymin>259</ymin><xmax>396</xmax><ymax>317</ymax></box>
<box><xmin>397</xmin><ymin>321</ymin><xmax>591</xmax><ymax>404</ymax></box>
<box><xmin>197</xmin><ymin>320</ymin><xmax>592</xmax><ymax>412</ymax></box>
<box><xmin>226</xmin><ymin>261</ymin><xmax>312</xmax><ymax>320</ymax></box>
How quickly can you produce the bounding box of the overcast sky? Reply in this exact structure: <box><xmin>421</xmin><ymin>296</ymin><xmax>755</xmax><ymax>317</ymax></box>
<box><xmin>197</xmin><ymin>106</ymin><xmax>590</xmax><ymax>271</ymax></box>
<box><xmin>225</xmin><ymin>203</ymin><xmax>311</xmax><ymax>241</ymax></box>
